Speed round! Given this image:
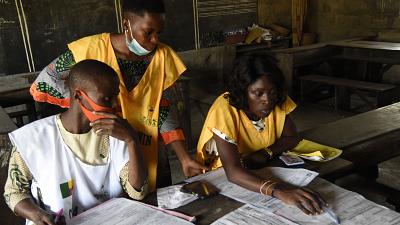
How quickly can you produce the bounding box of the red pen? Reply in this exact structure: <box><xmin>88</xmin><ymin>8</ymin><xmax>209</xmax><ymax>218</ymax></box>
<box><xmin>54</xmin><ymin>208</ymin><xmax>64</xmax><ymax>223</ymax></box>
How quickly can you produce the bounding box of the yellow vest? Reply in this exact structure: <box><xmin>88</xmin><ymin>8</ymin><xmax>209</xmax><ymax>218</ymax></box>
<box><xmin>68</xmin><ymin>33</ymin><xmax>186</xmax><ymax>191</ymax></box>
<box><xmin>196</xmin><ymin>93</ymin><xmax>296</xmax><ymax>170</ymax></box>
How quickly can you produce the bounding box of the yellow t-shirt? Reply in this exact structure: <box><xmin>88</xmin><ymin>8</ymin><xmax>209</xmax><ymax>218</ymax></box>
<box><xmin>196</xmin><ymin>93</ymin><xmax>297</xmax><ymax>170</ymax></box>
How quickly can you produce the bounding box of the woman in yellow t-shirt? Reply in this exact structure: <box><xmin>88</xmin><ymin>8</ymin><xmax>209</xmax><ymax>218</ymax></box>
<box><xmin>197</xmin><ymin>54</ymin><xmax>325</xmax><ymax>215</ymax></box>
<box><xmin>30</xmin><ymin>0</ymin><xmax>206</xmax><ymax>191</ymax></box>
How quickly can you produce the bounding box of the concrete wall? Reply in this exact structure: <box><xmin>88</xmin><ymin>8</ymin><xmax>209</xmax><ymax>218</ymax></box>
<box><xmin>258</xmin><ymin>0</ymin><xmax>291</xmax><ymax>29</ymax></box>
<box><xmin>258</xmin><ymin>0</ymin><xmax>400</xmax><ymax>42</ymax></box>
<box><xmin>308</xmin><ymin>0</ymin><xmax>400</xmax><ymax>42</ymax></box>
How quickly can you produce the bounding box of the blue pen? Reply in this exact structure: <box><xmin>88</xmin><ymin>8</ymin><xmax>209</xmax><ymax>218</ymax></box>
<box><xmin>323</xmin><ymin>206</ymin><xmax>340</xmax><ymax>224</ymax></box>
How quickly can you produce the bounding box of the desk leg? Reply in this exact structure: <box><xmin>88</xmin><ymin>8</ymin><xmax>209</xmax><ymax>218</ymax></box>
<box><xmin>357</xmin><ymin>165</ymin><xmax>379</xmax><ymax>180</ymax></box>
<box><xmin>335</xmin><ymin>86</ymin><xmax>350</xmax><ymax>111</ymax></box>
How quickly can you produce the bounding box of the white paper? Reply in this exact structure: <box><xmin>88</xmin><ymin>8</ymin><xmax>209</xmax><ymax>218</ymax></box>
<box><xmin>254</xmin><ymin>178</ymin><xmax>400</xmax><ymax>225</ymax></box>
<box><xmin>69</xmin><ymin>198</ymin><xmax>192</xmax><ymax>225</ymax></box>
<box><xmin>157</xmin><ymin>184</ymin><xmax>198</xmax><ymax>209</ymax></box>
<box><xmin>188</xmin><ymin>168</ymin><xmax>400</xmax><ymax>225</ymax></box>
<box><xmin>211</xmin><ymin>204</ymin><xmax>297</xmax><ymax>225</ymax></box>
<box><xmin>185</xmin><ymin>167</ymin><xmax>318</xmax><ymax>204</ymax></box>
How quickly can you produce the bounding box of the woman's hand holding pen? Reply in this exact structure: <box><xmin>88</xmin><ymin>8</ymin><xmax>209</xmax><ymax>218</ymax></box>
<box><xmin>272</xmin><ymin>183</ymin><xmax>327</xmax><ymax>215</ymax></box>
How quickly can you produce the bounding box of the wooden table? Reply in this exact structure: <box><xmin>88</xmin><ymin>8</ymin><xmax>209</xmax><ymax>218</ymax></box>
<box><xmin>0</xmin><ymin>72</ymin><xmax>39</xmax><ymax>125</ymax></box>
<box><xmin>0</xmin><ymin>106</ymin><xmax>17</xmax><ymax>134</ymax></box>
<box><xmin>301</xmin><ymin>101</ymin><xmax>400</xmax><ymax>168</ymax></box>
<box><xmin>272</xmin><ymin>37</ymin><xmax>398</xmax><ymax>94</ymax></box>
<box><xmin>0</xmin><ymin>72</ymin><xmax>38</xmax><ymax>106</ymax></box>
<box><xmin>273</xmin><ymin>42</ymin><xmax>336</xmax><ymax>94</ymax></box>
<box><xmin>329</xmin><ymin>40</ymin><xmax>400</xmax><ymax>82</ymax></box>
<box><xmin>155</xmin><ymin>157</ymin><xmax>353</xmax><ymax>225</ymax></box>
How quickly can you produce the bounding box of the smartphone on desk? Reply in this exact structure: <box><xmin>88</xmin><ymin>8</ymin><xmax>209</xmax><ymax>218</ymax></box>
<box><xmin>180</xmin><ymin>181</ymin><xmax>219</xmax><ymax>199</ymax></box>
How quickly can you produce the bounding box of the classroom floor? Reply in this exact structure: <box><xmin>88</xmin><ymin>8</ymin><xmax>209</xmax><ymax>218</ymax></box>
<box><xmin>169</xmin><ymin>98</ymin><xmax>400</xmax><ymax>211</ymax></box>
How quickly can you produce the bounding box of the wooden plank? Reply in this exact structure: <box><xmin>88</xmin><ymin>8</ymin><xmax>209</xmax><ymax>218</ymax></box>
<box><xmin>0</xmin><ymin>72</ymin><xmax>37</xmax><ymax>108</ymax></box>
<box><xmin>0</xmin><ymin>107</ymin><xmax>16</xmax><ymax>134</ymax></box>
<box><xmin>301</xmin><ymin>102</ymin><xmax>400</xmax><ymax>150</ymax></box>
<box><xmin>300</xmin><ymin>75</ymin><xmax>396</xmax><ymax>92</ymax></box>
<box><xmin>330</xmin><ymin>40</ymin><xmax>400</xmax><ymax>51</ymax></box>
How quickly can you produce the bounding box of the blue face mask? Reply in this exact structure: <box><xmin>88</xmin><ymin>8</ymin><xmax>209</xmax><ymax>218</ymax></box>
<box><xmin>125</xmin><ymin>20</ymin><xmax>152</xmax><ymax>56</ymax></box>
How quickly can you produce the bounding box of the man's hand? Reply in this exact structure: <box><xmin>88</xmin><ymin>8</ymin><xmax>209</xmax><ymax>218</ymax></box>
<box><xmin>15</xmin><ymin>199</ymin><xmax>66</xmax><ymax>225</ymax></box>
<box><xmin>90</xmin><ymin>111</ymin><xmax>137</xmax><ymax>144</ymax></box>
<box><xmin>272</xmin><ymin>183</ymin><xmax>327</xmax><ymax>215</ymax></box>
<box><xmin>181</xmin><ymin>158</ymin><xmax>208</xmax><ymax>178</ymax></box>
<box><xmin>32</xmin><ymin>211</ymin><xmax>56</xmax><ymax>225</ymax></box>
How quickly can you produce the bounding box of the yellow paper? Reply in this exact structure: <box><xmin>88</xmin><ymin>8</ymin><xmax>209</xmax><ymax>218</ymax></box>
<box><xmin>245</xmin><ymin>27</ymin><xmax>264</xmax><ymax>44</ymax></box>
<box><xmin>287</xmin><ymin>139</ymin><xmax>342</xmax><ymax>162</ymax></box>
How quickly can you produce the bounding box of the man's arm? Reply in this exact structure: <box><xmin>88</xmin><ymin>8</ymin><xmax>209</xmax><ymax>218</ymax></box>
<box><xmin>30</xmin><ymin>50</ymin><xmax>75</xmax><ymax>108</ymax></box>
<box><xmin>4</xmin><ymin>148</ymin><xmax>58</xmax><ymax>225</ymax></box>
<box><xmin>159</xmin><ymin>85</ymin><xmax>207</xmax><ymax>177</ymax></box>
<box><xmin>241</xmin><ymin>116</ymin><xmax>302</xmax><ymax>169</ymax></box>
<box><xmin>119</xmin><ymin>164</ymin><xmax>148</xmax><ymax>200</ymax></box>
<box><xmin>90</xmin><ymin>112</ymin><xmax>147</xmax><ymax>190</ymax></box>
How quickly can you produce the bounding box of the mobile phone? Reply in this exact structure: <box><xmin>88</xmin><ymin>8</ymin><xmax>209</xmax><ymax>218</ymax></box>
<box><xmin>279</xmin><ymin>155</ymin><xmax>305</xmax><ymax>166</ymax></box>
<box><xmin>180</xmin><ymin>181</ymin><xmax>219</xmax><ymax>199</ymax></box>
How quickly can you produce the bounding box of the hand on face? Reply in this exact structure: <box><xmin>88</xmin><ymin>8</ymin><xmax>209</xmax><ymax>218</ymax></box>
<box><xmin>272</xmin><ymin>183</ymin><xmax>327</xmax><ymax>215</ymax></box>
<box><xmin>90</xmin><ymin>111</ymin><xmax>138</xmax><ymax>144</ymax></box>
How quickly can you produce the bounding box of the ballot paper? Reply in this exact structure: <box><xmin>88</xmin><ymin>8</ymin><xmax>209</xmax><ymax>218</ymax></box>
<box><xmin>69</xmin><ymin>198</ymin><xmax>192</xmax><ymax>225</ymax></box>
<box><xmin>211</xmin><ymin>204</ymin><xmax>298</xmax><ymax>225</ymax></box>
<box><xmin>157</xmin><ymin>184</ymin><xmax>198</xmax><ymax>209</ymax></box>
<box><xmin>185</xmin><ymin>167</ymin><xmax>318</xmax><ymax>204</ymax></box>
<box><xmin>217</xmin><ymin>178</ymin><xmax>400</xmax><ymax>225</ymax></box>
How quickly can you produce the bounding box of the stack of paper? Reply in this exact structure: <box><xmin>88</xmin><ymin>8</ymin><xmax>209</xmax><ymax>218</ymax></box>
<box><xmin>69</xmin><ymin>198</ymin><xmax>192</xmax><ymax>225</ymax></box>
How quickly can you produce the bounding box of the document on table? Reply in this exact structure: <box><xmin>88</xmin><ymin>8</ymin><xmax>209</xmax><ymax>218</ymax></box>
<box><xmin>185</xmin><ymin>167</ymin><xmax>318</xmax><ymax>204</ymax></box>
<box><xmin>212</xmin><ymin>204</ymin><xmax>297</xmax><ymax>225</ymax></box>
<box><xmin>253</xmin><ymin>178</ymin><xmax>400</xmax><ymax>225</ymax></box>
<box><xmin>69</xmin><ymin>198</ymin><xmax>192</xmax><ymax>225</ymax></box>
<box><xmin>157</xmin><ymin>184</ymin><xmax>198</xmax><ymax>209</ymax></box>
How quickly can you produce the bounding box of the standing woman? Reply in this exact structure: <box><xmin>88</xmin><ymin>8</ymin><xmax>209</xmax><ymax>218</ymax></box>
<box><xmin>30</xmin><ymin>0</ymin><xmax>206</xmax><ymax>191</ymax></box>
<box><xmin>196</xmin><ymin>54</ymin><xmax>326</xmax><ymax>215</ymax></box>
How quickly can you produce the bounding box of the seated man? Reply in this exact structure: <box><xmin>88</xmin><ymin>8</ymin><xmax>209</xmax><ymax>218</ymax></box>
<box><xmin>4</xmin><ymin>60</ymin><xmax>148</xmax><ymax>224</ymax></box>
<box><xmin>196</xmin><ymin>53</ymin><xmax>326</xmax><ymax>215</ymax></box>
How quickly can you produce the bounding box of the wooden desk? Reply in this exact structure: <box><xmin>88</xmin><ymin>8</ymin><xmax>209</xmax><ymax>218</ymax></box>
<box><xmin>0</xmin><ymin>72</ymin><xmax>39</xmax><ymax>125</ymax></box>
<box><xmin>0</xmin><ymin>106</ymin><xmax>17</xmax><ymax>134</ymax></box>
<box><xmin>272</xmin><ymin>37</ymin><xmax>387</xmax><ymax>94</ymax></box>
<box><xmin>301</xmin><ymin>102</ymin><xmax>400</xmax><ymax>169</ymax></box>
<box><xmin>273</xmin><ymin>43</ymin><xmax>335</xmax><ymax>94</ymax></box>
<box><xmin>0</xmin><ymin>72</ymin><xmax>38</xmax><ymax>107</ymax></box>
<box><xmin>171</xmin><ymin>157</ymin><xmax>353</xmax><ymax>225</ymax></box>
<box><xmin>329</xmin><ymin>40</ymin><xmax>400</xmax><ymax>82</ymax></box>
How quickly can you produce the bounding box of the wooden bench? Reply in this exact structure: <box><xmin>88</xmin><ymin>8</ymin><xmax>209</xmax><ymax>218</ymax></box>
<box><xmin>299</xmin><ymin>74</ymin><xmax>398</xmax><ymax>111</ymax></box>
<box><xmin>0</xmin><ymin>72</ymin><xmax>40</xmax><ymax>126</ymax></box>
<box><xmin>300</xmin><ymin>102</ymin><xmax>400</xmax><ymax>210</ymax></box>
